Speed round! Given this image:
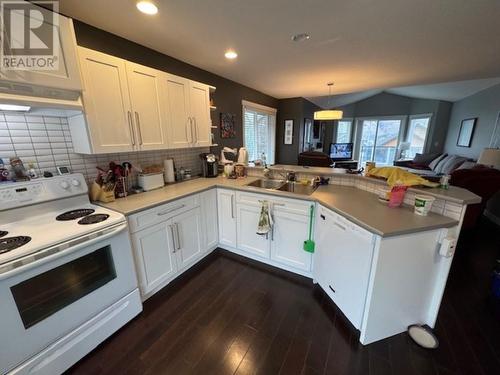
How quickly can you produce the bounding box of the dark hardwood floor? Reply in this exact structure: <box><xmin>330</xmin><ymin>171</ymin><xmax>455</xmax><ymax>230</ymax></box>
<box><xmin>67</xmin><ymin>218</ymin><xmax>500</xmax><ymax>375</ymax></box>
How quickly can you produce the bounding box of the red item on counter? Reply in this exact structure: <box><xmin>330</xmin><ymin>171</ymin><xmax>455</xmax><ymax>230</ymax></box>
<box><xmin>389</xmin><ymin>184</ymin><xmax>408</xmax><ymax>208</ymax></box>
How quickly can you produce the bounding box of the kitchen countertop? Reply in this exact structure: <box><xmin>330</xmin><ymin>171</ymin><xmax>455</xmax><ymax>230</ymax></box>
<box><xmin>251</xmin><ymin>164</ymin><xmax>481</xmax><ymax>205</ymax></box>
<box><xmin>98</xmin><ymin>176</ymin><xmax>459</xmax><ymax>238</ymax></box>
<box><xmin>312</xmin><ymin>185</ymin><xmax>457</xmax><ymax>237</ymax></box>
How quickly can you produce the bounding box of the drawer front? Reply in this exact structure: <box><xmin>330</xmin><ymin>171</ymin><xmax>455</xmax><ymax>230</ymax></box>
<box><xmin>128</xmin><ymin>194</ymin><xmax>200</xmax><ymax>232</ymax></box>
<box><xmin>236</xmin><ymin>191</ymin><xmax>311</xmax><ymax>216</ymax></box>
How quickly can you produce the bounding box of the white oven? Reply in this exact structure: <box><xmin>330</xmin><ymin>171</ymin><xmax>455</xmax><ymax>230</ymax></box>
<box><xmin>0</xmin><ymin>222</ymin><xmax>142</xmax><ymax>375</ymax></box>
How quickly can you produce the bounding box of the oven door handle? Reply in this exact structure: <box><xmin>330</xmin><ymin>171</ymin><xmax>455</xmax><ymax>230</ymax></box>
<box><xmin>0</xmin><ymin>222</ymin><xmax>128</xmax><ymax>281</ymax></box>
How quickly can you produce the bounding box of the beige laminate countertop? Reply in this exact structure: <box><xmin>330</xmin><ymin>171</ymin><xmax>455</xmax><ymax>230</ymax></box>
<box><xmin>98</xmin><ymin>176</ymin><xmax>458</xmax><ymax>238</ymax></box>
<box><xmin>311</xmin><ymin>185</ymin><xmax>457</xmax><ymax>237</ymax></box>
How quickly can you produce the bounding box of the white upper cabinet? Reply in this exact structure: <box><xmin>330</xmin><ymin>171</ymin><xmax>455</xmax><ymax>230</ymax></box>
<box><xmin>163</xmin><ymin>74</ymin><xmax>192</xmax><ymax>148</ymax></box>
<box><xmin>0</xmin><ymin>3</ymin><xmax>81</xmax><ymax>99</ymax></box>
<box><xmin>126</xmin><ymin>62</ymin><xmax>168</xmax><ymax>150</ymax></box>
<box><xmin>163</xmin><ymin>74</ymin><xmax>213</xmax><ymax>149</ymax></box>
<box><xmin>71</xmin><ymin>47</ymin><xmax>135</xmax><ymax>153</ymax></box>
<box><xmin>69</xmin><ymin>47</ymin><xmax>214</xmax><ymax>154</ymax></box>
<box><xmin>189</xmin><ymin>81</ymin><xmax>211</xmax><ymax>147</ymax></box>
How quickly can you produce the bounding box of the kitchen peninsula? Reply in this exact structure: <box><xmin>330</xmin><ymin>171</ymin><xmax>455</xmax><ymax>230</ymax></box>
<box><xmin>99</xmin><ymin>174</ymin><xmax>479</xmax><ymax>344</ymax></box>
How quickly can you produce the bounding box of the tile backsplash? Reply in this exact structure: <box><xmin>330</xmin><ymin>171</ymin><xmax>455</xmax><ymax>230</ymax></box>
<box><xmin>0</xmin><ymin>112</ymin><xmax>209</xmax><ymax>184</ymax></box>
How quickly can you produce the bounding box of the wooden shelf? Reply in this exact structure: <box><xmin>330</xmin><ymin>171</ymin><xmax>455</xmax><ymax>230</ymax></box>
<box><xmin>210</xmin><ymin>143</ymin><xmax>219</xmax><ymax>147</ymax></box>
<box><xmin>210</xmin><ymin>105</ymin><xmax>217</xmax><ymax>111</ymax></box>
<box><xmin>210</xmin><ymin>125</ymin><xmax>218</xmax><ymax>129</ymax></box>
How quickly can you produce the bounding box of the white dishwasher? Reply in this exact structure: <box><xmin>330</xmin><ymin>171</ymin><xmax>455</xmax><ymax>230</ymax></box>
<box><xmin>314</xmin><ymin>205</ymin><xmax>375</xmax><ymax>329</ymax></box>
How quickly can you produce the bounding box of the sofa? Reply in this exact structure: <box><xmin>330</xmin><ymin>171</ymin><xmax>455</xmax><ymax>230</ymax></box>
<box><xmin>396</xmin><ymin>153</ymin><xmax>500</xmax><ymax>229</ymax></box>
<box><xmin>450</xmin><ymin>165</ymin><xmax>500</xmax><ymax>229</ymax></box>
<box><xmin>394</xmin><ymin>153</ymin><xmax>472</xmax><ymax>180</ymax></box>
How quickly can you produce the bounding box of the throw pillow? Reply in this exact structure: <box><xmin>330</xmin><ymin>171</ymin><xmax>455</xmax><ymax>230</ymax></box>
<box><xmin>413</xmin><ymin>152</ymin><xmax>442</xmax><ymax>166</ymax></box>
<box><xmin>429</xmin><ymin>154</ymin><xmax>448</xmax><ymax>171</ymax></box>
<box><xmin>433</xmin><ymin>154</ymin><xmax>455</xmax><ymax>174</ymax></box>
<box><xmin>441</xmin><ymin>156</ymin><xmax>469</xmax><ymax>175</ymax></box>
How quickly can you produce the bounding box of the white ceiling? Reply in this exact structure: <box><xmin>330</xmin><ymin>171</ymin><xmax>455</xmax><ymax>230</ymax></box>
<box><xmin>307</xmin><ymin>77</ymin><xmax>500</xmax><ymax>108</ymax></box>
<box><xmin>59</xmin><ymin>0</ymin><xmax>500</xmax><ymax>99</ymax></box>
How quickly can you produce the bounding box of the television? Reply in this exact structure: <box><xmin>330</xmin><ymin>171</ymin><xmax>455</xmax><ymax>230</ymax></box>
<box><xmin>329</xmin><ymin>142</ymin><xmax>353</xmax><ymax>161</ymax></box>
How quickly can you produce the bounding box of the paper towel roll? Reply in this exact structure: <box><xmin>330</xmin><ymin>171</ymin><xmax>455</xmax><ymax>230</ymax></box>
<box><xmin>164</xmin><ymin>159</ymin><xmax>175</xmax><ymax>183</ymax></box>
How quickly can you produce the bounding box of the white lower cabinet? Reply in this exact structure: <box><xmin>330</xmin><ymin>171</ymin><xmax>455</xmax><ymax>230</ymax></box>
<box><xmin>217</xmin><ymin>189</ymin><xmax>237</xmax><ymax>247</ymax></box>
<box><xmin>130</xmin><ymin>199</ymin><xmax>205</xmax><ymax>299</ymax></box>
<box><xmin>313</xmin><ymin>205</ymin><xmax>374</xmax><ymax>329</ymax></box>
<box><xmin>271</xmin><ymin>208</ymin><xmax>312</xmax><ymax>272</ymax></box>
<box><xmin>200</xmin><ymin>189</ymin><xmax>218</xmax><ymax>251</ymax></box>
<box><xmin>237</xmin><ymin>203</ymin><xmax>270</xmax><ymax>258</ymax></box>
<box><xmin>231</xmin><ymin>191</ymin><xmax>313</xmax><ymax>274</ymax></box>
<box><xmin>173</xmin><ymin>207</ymin><xmax>203</xmax><ymax>272</ymax></box>
<box><xmin>131</xmin><ymin>221</ymin><xmax>177</xmax><ymax>295</ymax></box>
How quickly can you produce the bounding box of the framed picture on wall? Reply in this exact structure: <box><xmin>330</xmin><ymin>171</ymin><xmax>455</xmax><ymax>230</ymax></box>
<box><xmin>220</xmin><ymin>113</ymin><xmax>236</xmax><ymax>139</ymax></box>
<box><xmin>284</xmin><ymin>119</ymin><xmax>293</xmax><ymax>145</ymax></box>
<box><xmin>457</xmin><ymin>118</ymin><xmax>477</xmax><ymax>147</ymax></box>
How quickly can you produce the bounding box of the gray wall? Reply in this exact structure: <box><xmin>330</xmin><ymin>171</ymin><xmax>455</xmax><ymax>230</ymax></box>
<box><xmin>276</xmin><ymin>98</ymin><xmax>321</xmax><ymax>164</ymax></box>
<box><xmin>336</xmin><ymin>92</ymin><xmax>452</xmax><ymax>154</ymax></box>
<box><xmin>444</xmin><ymin>83</ymin><xmax>500</xmax><ymax>159</ymax></box>
<box><xmin>72</xmin><ymin>21</ymin><xmax>278</xmax><ymax>157</ymax></box>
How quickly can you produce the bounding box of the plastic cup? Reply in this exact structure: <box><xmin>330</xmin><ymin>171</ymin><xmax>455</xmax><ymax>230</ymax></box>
<box><xmin>414</xmin><ymin>195</ymin><xmax>435</xmax><ymax>216</ymax></box>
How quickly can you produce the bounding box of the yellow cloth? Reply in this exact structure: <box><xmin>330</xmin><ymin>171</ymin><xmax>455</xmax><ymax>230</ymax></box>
<box><xmin>367</xmin><ymin>167</ymin><xmax>439</xmax><ymax>188</ymax></box>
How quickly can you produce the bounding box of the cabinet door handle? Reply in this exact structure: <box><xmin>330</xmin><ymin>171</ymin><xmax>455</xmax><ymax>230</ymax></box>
<box><xmin>174</xmin><ymin>223</ymin><xmax>181</xmax><ymax>250</ymax></box>
<box><xmin>320</xmin><ymin>214</ymin><xmax>326</xmax><ymax>220</ymax></box>
<box><xmin>329</xmin><ymin>285</ymin><xmax>336</xmax><ymax>293</ymax></box>
<box><xmin>271</xmin><ymin>226</ymin><xmax>274</xmax><ymax>241</ymax></box>
<box><xmin>127</xmin><ymin>111</ymin><xmax>136</xmax><ymax>146</ymax></box>
<box><xmin>135</xmin><ymin>112</ymin><xmax>143</xmax><ymax>145</ymax></box>
<box><xmin>157</xmin><ymin>204</ymin><xmax>186</xmax><ymax>216</ymax></box>
<box><xmin>169</xmin><ymin>225</ymin><xmax>177</xmax><ymax>252</ymax></box>
<box><xmin>333</xmin><ymin>222</ymin><xmax>346</xmax><ymax>231</ymax></box>
<box><xmin>193</xmin><ymin>117</ymin><xmax>198</xmax><ymax>143</ymax></box>
<box><xmin>190</xmin><ymin>117</ymin><xmax>195</xmax><ymax>144</ymax></box>
<box><xmin>230</xmin><ymin>195</ymin><xmax>235</xmax><ymax>219</ymax></box>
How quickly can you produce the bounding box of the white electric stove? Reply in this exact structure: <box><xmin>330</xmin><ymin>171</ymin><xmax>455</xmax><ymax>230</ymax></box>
<box><xmin>0</xmin><ymin>174</ymin><xmax>142</xmax><ymax>375</ymax></box>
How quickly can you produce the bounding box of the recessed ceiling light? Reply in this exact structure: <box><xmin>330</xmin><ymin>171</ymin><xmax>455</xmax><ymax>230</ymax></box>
<box><xmin>0</xmin><ymin>104</ymin><xmax>30</xmax><ymax>112</ymax></box>
<box><xmin>136</xmin><ymin>1</ymin><xmax>158</xmax><ymax>15</ymax></box>
<box><xmin>224</xmin><ymin>50</ymin><xmax>238</xmax><ymax>60</ymax></box>
<box><xmin>291</xmin><ymin>33</ymin><xmax>311</xmax><ymax>42</ymax></box>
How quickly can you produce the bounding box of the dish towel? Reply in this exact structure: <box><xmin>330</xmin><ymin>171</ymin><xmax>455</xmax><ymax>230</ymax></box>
<box><xmin>256</xmin><ymin>200</ymin><xmax>273</xmax><ymax>236</ymax></box>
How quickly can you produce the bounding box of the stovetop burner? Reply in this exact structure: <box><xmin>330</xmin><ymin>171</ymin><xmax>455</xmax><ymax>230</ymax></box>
<box><xmin>0</xmin><ymin>236</ymin><xmax>31</xmax><ymax>254</ymax></box>
<box><xmin>78</xmin><ymin>214</ymin><xmax>110</xmax><ymax>225</ymax></box>
<box><xmin>0</xmin><ymin>231</ymin><xmax>8</xmax><ymax>238</ymax></box>
<box><xmin>56</xmin><ymin>209</ymin><xmax>96</xmax><ymax>221</ymax></box>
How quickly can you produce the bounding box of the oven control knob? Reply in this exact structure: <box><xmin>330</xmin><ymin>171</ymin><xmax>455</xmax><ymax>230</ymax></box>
<box><xmin>60</xmin><ymin>181</ymin><xmax>70</xmax><ymax>190</ymax></box>
<box><xmin>71</xmin><ymin>179</ymin><xmax>81</xmax><ymax>187</ymax></box>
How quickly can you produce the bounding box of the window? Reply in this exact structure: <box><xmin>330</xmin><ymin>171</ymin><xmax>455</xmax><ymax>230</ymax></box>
<box><xmin>357</xmin><ymin>117</ymin><xmax>404</xmax><ymax>166</ymax></box>
<box><xmin>336</xmin><ymin>120</ymin><xmax>353</xmax><ymax>143</ymax></box>
<box><xmin>406</xmin><ymin>115</ymin><xmax>431</xmax><ymax>158</ymax></box>
<box><xmin>242</xmin><ymin>100</ymin><xmax>276</xmax><ymax>163</ymax></box>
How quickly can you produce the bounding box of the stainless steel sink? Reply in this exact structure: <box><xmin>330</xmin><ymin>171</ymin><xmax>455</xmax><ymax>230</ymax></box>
<box><xmin>246</xmin><ymin>179</ymin><xmax>318</xmax><ymax>195</ymax></box>
<box><xmin>246</xmin><ymin>179</ymin><xmax>285</xmax><ymax>190</ymax></box>
<box><xmin>277</xmin><ymin>181</ymin><xmax>317</xmax><ymax>195</ymax></box>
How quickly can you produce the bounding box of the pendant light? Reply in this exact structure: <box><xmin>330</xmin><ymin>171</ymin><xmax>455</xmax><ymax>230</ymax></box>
<box><xmin>314</xmin><ymin>82</ymin><xmax>343</xmax><ymax>121</ymax></box>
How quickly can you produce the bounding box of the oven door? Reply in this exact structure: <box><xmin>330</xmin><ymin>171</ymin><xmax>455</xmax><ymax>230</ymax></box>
<box><xmin>0</xmin><ymin>222</ymin><xmax>139</xmax><ymax>374</ymax></box>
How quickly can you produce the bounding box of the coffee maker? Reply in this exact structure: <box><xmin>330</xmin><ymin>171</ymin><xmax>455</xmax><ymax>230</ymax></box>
<box><xmin>200</xmin><ymin>153</ymin><xmax>218</xmax><ymax>178</ymax></box>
